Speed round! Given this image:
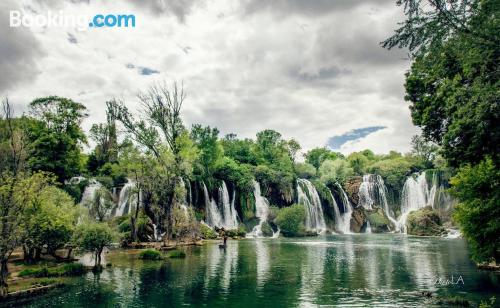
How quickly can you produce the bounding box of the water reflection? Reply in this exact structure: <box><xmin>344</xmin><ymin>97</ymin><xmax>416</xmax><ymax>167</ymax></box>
<box><xmin>22</xmin><ymin>236</ymin><xmax>500</xmax><ymax>308</ymax></box>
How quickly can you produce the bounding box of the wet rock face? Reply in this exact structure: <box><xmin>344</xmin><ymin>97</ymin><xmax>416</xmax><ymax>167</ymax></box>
<box><xmin>344</xmin><ymin>176</ymin><xmax>362</xmax><ymax>206</ymax></box>
<box><xmin>406</xmin><ymin>206</ymin><xmax>446</xmax><ymax>236</ymax></box>
<box><xmin>366</xmin><ymin>208</ymin><xmax>392</xmax><ymax>233</ymax></box>
<box><xmin>350</xmin><ymin>207</ymin><xmax>366</xmax><ymax>233</ymax></box>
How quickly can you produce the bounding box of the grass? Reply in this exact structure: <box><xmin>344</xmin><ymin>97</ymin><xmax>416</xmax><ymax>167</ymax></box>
<box><xmin>18</xmin><ymin>263</ymin><xmax>86</xmax><ymax>278</ymax></box>
<box><xmin>168</xmin><ymin>250</ymin><xmax>186</xmax><ymax>259</ymax></box>
<box><xmin>138</xmin><ymin>249</ymin><xmax>163</xmax><ymax>260</ymax></box>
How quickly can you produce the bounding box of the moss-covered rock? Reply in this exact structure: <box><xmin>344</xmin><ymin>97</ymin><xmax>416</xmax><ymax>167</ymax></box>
<box><xmin>344</xmin><ymin>176</ymin><xmax>362</xmax><ymax>206</ymax></box>
<box><xmin>406</xmin><ymin>206</ymin><xmax>446</xmax><ymax>236</ymax></box>
<box><xmin>261</xmin><ymin>222</ymin><xmax>274</xmax><ymax>237</ymax></box>
<box><xmin>366</xmin><ymin>208</ymin><xmax>392</xmax><ymax>233</ymax></box>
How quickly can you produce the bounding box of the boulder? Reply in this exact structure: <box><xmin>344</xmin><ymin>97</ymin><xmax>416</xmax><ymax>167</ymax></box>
<box><xmin>366</xmin><ymin>208</ymin><xmax>392</xmax><ymax>232</ymax></box>
<box><xmin>406</xmin><ymin>206</ymin><xmax>446</xmax><ymax>236</ymax></box>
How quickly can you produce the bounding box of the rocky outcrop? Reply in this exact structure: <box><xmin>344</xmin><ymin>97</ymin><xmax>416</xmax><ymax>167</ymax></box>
<box><xmin>406</xmin><ymin>206</ymin><xmax>446</xmax><ymax>236</ymax></box>
<box><xmin>344</xmin><ymin>176</ymin><xmax>362</xmax><ymax>206</ymax></box>
<box><xmin>350</xmin><ymin>207</ymin><xmax>366</xmax><ymax>233</ymax></box>
<box><xmin>366</xmin><ymin>208</ymin><xmax>392</xmax><ymax>233</ymax></box>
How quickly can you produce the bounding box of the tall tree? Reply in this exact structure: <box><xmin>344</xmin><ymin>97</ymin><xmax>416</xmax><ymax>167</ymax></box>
<box><xmin>27</xmin><ymin>96</ymin><xmax>88</xmax><ymax>182</ymax></box>
<box><xmin>108</xmin><ymin>82</ymin><xmax>198</xmax><ymax>242</ymax></box>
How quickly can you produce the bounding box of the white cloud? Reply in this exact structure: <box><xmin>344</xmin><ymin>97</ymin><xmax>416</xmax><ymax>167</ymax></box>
<box><xmin>1</xmin><ymin>0</ymin><xmax>417</xmax><ymax>155</ymax></box>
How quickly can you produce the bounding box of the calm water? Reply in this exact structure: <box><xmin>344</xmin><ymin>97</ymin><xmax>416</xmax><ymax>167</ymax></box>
<box><xmin>19</xmin><ymin>235</ymin><xmax>500</xmax><ymax>307</ymax></box>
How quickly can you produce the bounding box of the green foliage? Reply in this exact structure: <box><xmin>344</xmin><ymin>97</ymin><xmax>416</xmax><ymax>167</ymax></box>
<box><xmin>386</xmin><ymin>0</ymin><xmax>499</xmax><ymax>167</ymax></box>
<box><xmin>85</xmin><ymin>186</ymin><xmax>114</xmax><ymax>222</ymax></box>
<box><xmin>214</xmin><ymin>157</ymin><xmax>254</xmax><ymax>192</ymax></box>
<box><xmin>139</xmin><ymin>249</ymin><xmax>163</xmax><ymax>260</ymax></box>
<box><xmin>24</xmin><ymin>185</ymin><xmax>77</xmax><ymax>256</ymax></box>
<box><xmin>191</xmin><ymin>124</ymin><xmax>224</xmax><ymax>178</ymax></box>
<box><xmin>367</xmin><ymin>157</ymin><xmax>412</xmax><ymax>192</ymax></box>
<box><xmin>451</xmin><ymin>158</ymin><xmax>500</xmax><ymax>263</ymax></box>
<box><xmin>73</xmin><ymin>222</ymin><xmax>114</xmax><ymax>267</ymax></box>
<box><xmin>18</xmin><ymin>263</ymin><xmax>85</xmax><ymax>277</ymax></box>
<box><xmin>294</xmin><ymin>162</ymin><xmax>316</xmax><ymax>179</ymax></box>
<box><xmin>27</xmin><ymin>96</ymin><xmax>88</xmax><ymax>182</ymax></box>
<box><xmin>200</xmin><ymin>223</ymin><xmax>218</xmax><ymax>239</ymax></box>
<box><xmin>168</xmin><ymin>250</ymin><xmax>186</xmax><ymax>259</ymax></box>
<box><xmin>347</xmin><ymin>152</ymin><xmax>369</xmax><ymax>175</ymax></box>
<box><xmin>406</xmin><ymin>207</ymin><xmax>445</xmax><ymax>236</ymax></box>
<box><xmin>221</xmin><ymin>135</ymin><xmax>259</xmax><ymax>165</ymax></box>
<box><xmin>275</xmin><ymin>204</ymin><xmax>306</xmax><ymax>237</ymax></box>
<box><xmin>319</xmin><ymin>159</ymin><xmax>353</xmax><ymax>186</ymax></box>
<box><xmin>304</xmin><ymin>147</ymin><xmax>343</xmax><ymax>170</ymax></box>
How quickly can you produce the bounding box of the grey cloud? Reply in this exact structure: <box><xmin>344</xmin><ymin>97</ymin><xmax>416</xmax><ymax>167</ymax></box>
<box><xmin>67</xmin><ymin>33</ymin><xmax>77</xmax><ymax>44</ymax></box>
<box><xmin>125</xmin><ymin>0</ymin><xmax>198</xmax><ymax>23</ymax></box>
<box><xmin>242</xmin><ymin>0</ymin><xmax>395</xmax><ymax>17</ymax></box>
<box><xmin>0</xmin><ymin>1</ymin><xmax>44</xmax><ymax>92</ymax></box>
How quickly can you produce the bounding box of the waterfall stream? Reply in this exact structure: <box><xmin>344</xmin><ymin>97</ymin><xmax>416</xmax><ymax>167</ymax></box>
<box><xmin>115</xmin><ymin>179</ymin><xmax>138</xmax><ymax>217</ymax></box>
<box><xmin>80</xmin><ymin>179</ymin><xmax>102</xmax><ymax>205</ymax></box>
<box><xmin>297</xmin><ymin>179</ymin><xmax>326</xmax><ymax>234</ymax></box>
<box><xmin>359</xmin><ymin>174</ymin><xmax>398</xmax><ymax>228</ymax></box>
<box><xmin>247</xmin><ymin>180</ymin><xmax>275</xmax><ymax>238</ymax></box>
<box><xmin>335</xmin><ymin>183</ymin><xmax>353</xmax><ymax>234</ymax></box>
<box><xmin>204</xmin><ymin>181</ymin><xmax>238</xmax><ymax>229</ymax></box>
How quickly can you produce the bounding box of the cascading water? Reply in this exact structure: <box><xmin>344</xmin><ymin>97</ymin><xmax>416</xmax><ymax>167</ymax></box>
<box><xmin>358</xmin><ymin>174</ymin><xmax>398</xmax><ymax>227</ymax></box>
<box><xmin>297</xmin><ymin>179</ymin><xmax>326</xmax><ymax>234</ymax></box>
<box><xmin>203</xmin><ymin>181</ymin><xmax>238</xmax><ymax>229</ymax></box>
<box><xmin>335</xmin><ymin>183</ymin><xmax>353</xmax><ymax>234</ymax></box>
<box><xmin>365</xmin><ymin>221</ymin><xmax>372</xmax><ymax>234</ymax></box>
<box><xmin>115</xmin><ymin>179</ymin><xmax>138</xmax><ymax>217</ymax></box>
<box><xmin>203</xmin><ymin>183</ymin><xmax>223</xmax><ymax>228</ymax></box>
<box><xmin>397</xmin><ymin>171</ymin><xmax>454</xmax><ymax>233</ymax></box>
<box><xmin>80</xmin><ymin>179</ymin><xmax>102</xmax><ymax>205</ymax></box>
<box><xmin>219</xmin><ymin>181</ymin><xmax>239</xmax><ymax>229</ymax></box>
<box><xmin>247</xmin><ymin>180</ymin><xmax>271</xmax><ymax>238</ymax></box>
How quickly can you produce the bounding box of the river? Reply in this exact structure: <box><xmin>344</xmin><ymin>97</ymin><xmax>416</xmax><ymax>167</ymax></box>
<box><xmin>22</xmin><ymin>235</ymin><xmax>500</xmax><ymax>307</ymax></box>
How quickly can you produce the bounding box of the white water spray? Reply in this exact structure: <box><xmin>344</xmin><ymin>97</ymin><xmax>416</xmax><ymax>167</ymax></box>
<box><xmin>297</xmin><ymin>179</ymin><xmax>326</xmax><ymax>234</ymax></box>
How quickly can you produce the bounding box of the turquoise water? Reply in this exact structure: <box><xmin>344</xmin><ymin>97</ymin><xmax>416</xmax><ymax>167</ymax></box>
<box><xmin>19</xmin><ymin>235</ymin><xmax>500</xmax><ymax>307</ymax></box>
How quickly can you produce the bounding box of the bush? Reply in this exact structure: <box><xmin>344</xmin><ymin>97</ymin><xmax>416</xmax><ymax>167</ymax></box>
<box><xmin>294</xmin><ymin>162</ymin><xmax>316</xmax><ymax>179</ymax></box>
<box><xmin>200</xmin><ymin>223</ymin><xmax>218</xmax><ymax>239</ymax></box>
<box><xmin>168</xmin><ymin>250</ymin><xmax>186</xmax><ymax>259</ymax></box>
<box><xmin>261</xmin><ymin>222</ymin><xmax>274</xmax><ymax>237</ymax></box>
<box><xmin>406</xmin><ymin>206</ymin><xmax>445</xmax><ymax>236</ymax></box>
<box><xmin>275</xmin><ymin>204</ymin><xmax>306</xmax><ymax>237</ymax></box>
<box><xmin>139</xmin><ymin>249</ymin><xmax>163</xmax><ymax>260</ymax></box>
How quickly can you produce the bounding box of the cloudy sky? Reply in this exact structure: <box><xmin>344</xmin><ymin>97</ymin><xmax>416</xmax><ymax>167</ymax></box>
<box><xmin>0</xmin><ymin>0</ymin><xmax>419</xmax><ymax>155</ymax></box>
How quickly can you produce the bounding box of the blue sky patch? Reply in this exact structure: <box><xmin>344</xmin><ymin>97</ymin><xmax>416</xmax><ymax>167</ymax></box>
<box><xmin>327</xmin><ymin>126</ymin><xmax>386</xmax><ymax>149</ymax></box>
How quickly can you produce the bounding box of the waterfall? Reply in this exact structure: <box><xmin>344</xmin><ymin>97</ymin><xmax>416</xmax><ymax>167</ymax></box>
<box><xmin>297</xmin><ymin>179</ymin><xmax>326</xmax><ymax>234</ymax></box>
<box><xmin>203</xmin><ymin>183</ymin><xmax>223</xmax><ymax>228</ymax></box>
<box><xmin>359</xmin><ymin>174</ymin><xmax>398</xmax><ymax>227</ymax></box>
<box><xmin>220</xmin><ymin>181</ymin><xmax>239</xmax><ymax>229</ymax></box>
<box><xmin>80</xmin><ymin>179</ymin><xmax>101</xmax><ymax>205</ymax></box>
<box><xmin>203</xmin><ymin>181</ymin><xmax>238</xmax><ymax>229</ymax></box>
<box><xmin>336</xmin><ymin>183</ymin><xmax>353</xmax><ymax>234</ymax></box>
<box><xmin>397</xmin><ymin>171</ymin><xmax>454</xmax><ymax>232</ymax></box>
<box><xmin>247</xmin><ymin>180</ymin><xmax>274</xmax><ymax>238</ymax></box>
<box><xmin>365</xmin><ymin>221</ymin><xmax>372</xmax><ymax>234</ymax></box>
<box><xmin>115</xmin><ymin>179</ymin><xmax>137</xmax><ymax>217</ymax></box>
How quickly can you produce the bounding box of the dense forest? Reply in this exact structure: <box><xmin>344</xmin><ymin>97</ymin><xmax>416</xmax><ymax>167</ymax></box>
<box><xmin>0</xmin><ymin>0</ymin><xmax>498</xmax><ymax>299</ymax></box>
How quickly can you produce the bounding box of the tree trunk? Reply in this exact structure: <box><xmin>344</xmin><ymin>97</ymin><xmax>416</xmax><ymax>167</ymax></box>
<box><xmin>66</xmin><ymin>247</ymin><xmax>73</xmax><ymax>260</ymax></box>
<box><xmin>0</xmin><ymin>259</ymin><xmax>8</xmax><ymax>298</ymax></box>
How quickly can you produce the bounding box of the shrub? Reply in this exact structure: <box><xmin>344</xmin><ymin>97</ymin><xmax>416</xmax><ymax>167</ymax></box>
<box><xmin>200</xmin><ymin>223</ymin><xmax>218</xmax><ymax>239</ymax></box>
<box><xmin>168</xmin><ymin>250</ymin><xmax>186</xmax><ymax>259</ymax></box>
<box><xmin>275</xmin><ymin>204</ymin><xmax>306</xmax><ymax>237</ymax></box>
<box><xmin>18</xmin><ymin>263</ymin><xmax>86</xmax><ymax>277</ymax></box>
<box><xmin>139</xmin><ymin>249</ymin><xmax>163</xmax><ymax>260</ymax></box>
<box><xmin>406</xmin><ymin>206</ymin><xmax>445</xmax><ymax>236</ymax></box>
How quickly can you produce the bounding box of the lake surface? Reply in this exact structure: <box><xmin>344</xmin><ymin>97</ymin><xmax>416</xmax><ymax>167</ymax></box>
<box><xmin>21</xmin><ymin>235</ymin><xmax>500</xmax><ymax>307</ymax></box>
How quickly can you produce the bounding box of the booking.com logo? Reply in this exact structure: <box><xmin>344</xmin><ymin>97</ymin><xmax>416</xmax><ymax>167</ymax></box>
<box><xmin>9</xmin><ymin>10</ymin><xmax>135</xmax><ymax>31</ymax></box>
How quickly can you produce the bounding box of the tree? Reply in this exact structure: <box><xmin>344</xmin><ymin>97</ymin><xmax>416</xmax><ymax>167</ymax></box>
<box><xmin>87</xmin><ymin>104</ymin><xmax>119</xmax><ymax>174</ymax></box>
<box><xmin>275</xmin><ymin>204</ymin><xmax>306</xmax><ymax>237</ymax></box>
<box><xmin>347</xmin><ymin>152</ymin><xmax>369</xmax><ymax>175</ymax></box>
<box><xmin>27</xmin><ymin>96</ymin><xmax>88</xmax><ymax>182</ymax></box>
<box><xmin>86</xmin><ymin>187</ymin><xmax>114</xmax><ymax>222</ymax></box>
<box><xmin>74</xmin><ymin>222</ymin><xmax>113</xmax><ymax>270</ymax></box>
<box><xmin>451</xmin><ymin>157</ymin><xmax>499</xmax><ymax>263</ymax></box>
<box><xmin>294</xmin><ymin>162</ymin><xmax>316</xmax><ymax>179</ymax></box>
<box><xmin>410</xmin><ymin>134</ymin><xmax>439</xmax><ymax>169</ymax></box>
<box><xmin>384</xmin><ymin>0</ymin><xmax>499</xmax><ymax>167</ymax></box>
<box><xmin>305</xmin><ymin>147</ymin><xmax>342</xmax><ymax>171</ymax></box>
<box><xmin>23</xmin><ymin>186</ymin><xmax>76</xmax><ymax>261</ymax></box>
<box><xmin>319</xmin><ymin>159</ymin><xmax>353</xmax><ymax>186</ymax></box>
<box><xmin>108</xmin><ymin>82</ymin><xmax>198</xmax><ymax>242</ymax></box>
<box><xmin>191</xmin><ymin>124</ymin><xmax>224</xmax><ymax>179</ymax></box>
